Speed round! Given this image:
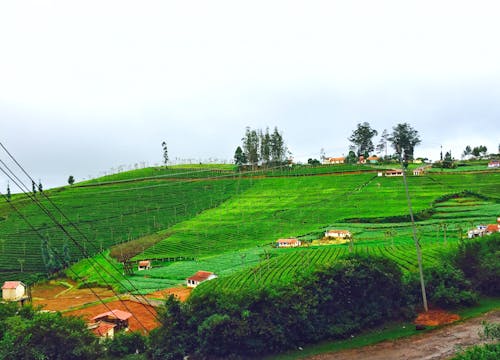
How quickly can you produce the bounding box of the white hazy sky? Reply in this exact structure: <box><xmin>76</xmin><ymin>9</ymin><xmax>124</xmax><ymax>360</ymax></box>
<box><xmin>1</xmin><ymin>0</ymin><xmax>499</xmax><ymax>190</ymax></box>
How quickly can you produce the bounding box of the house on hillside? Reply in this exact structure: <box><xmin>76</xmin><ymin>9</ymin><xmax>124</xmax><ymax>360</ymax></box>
<box><xmin>488</xmin><ymin>160</ymin><xmax>500</xmax><ymax>168</ymax></box>
<box><xmin>385</xmin><ymin>169</ymin><xmax>403</xmax><ymax>177</ymax></box>
<box><xmin>325</xmin><ymin>229</ymin><xmax>352</xmax><ymax>239</ymax></box>
<box><xmin>486</xmin><ymin>223</ymin><xmax>500</xmax><ymax>234</ymax></box>
<box><xmin>325</xmin><ymin>157</ymin><xmax>345</xmax><ymax>165</ymax></box>
<box><xmin>92</xmin><ymin>309</ymin><xmax>132</xmax><ymax>331</ymax></box>
<box><xmin>367</xmin><ymin>156</ymin><xmax>380</xmax><ymax>164</ymax></box>
<box><xmin>276</xmin><ymin>238</ymin><xmax>301</xmax><ymax>248</ymax></box>
<box><xmin>88</xmin><ymin>321</ymin><xmax>116</xmax><ymax>341</ymax></box>
<box><xmin>2</xmin><ymin>281</ymin><xmax>29</xmax><ymax>304</ymax></box>
<box><xmin>186</xmin><ymin>271</ymin><xmax>217</xmax><ymax>288</ymax></box>
<box><xmin>137</xmin><ymin>260</ymin><xmax>152</xmax><ymax>271</ymax></box>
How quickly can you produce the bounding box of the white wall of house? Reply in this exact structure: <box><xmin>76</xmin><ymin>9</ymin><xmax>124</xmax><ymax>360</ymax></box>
<box><xmin>2</xmin><ymin>285</ymin><xmax>25</xmax><ymax>301</ymax></box>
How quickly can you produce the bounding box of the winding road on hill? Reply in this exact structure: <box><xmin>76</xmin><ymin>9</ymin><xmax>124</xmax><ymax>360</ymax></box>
<box><xmin>305</xmin><ymin>310</ymin><xmax>499</xmax><ymax>360</ymax></box>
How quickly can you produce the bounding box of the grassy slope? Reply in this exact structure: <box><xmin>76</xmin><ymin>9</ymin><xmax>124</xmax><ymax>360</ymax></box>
<box><xmin>0</xmin><ymin>174</ymin><xmax>253</xmax><ymax>283</ymax></box>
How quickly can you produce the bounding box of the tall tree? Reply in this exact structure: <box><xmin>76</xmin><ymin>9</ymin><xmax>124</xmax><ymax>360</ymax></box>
<box><xmin>376</xmin><ymin>129</ymin><xmax>389</xmax><ymax>157</ymax></box>
<box><xmin>462</xmin><ymin>145</ymin><xmax>472</xmax><ymax>159</ymax></box>
<box><xmin>471</xmin><ymin>145</ymin><xmax>487</xmax><ymax>157</ymax></box>
<box><xmin>6</xmin><ymin>184</ymin><xmax>11</xmax><ymax>201</ymax></box>
<box><xmin>270</xmin><ymin>127</ymin><xmax>286</xmax><ymax>165</ymax></box>
<box><xmin>242</xmin><ymin>127</ymin><xmax>260</xmax><ymax>167</ymax></box>
<box><xmin>162</xmin><ymin>141</ymin><xmax>169</xmax><ymax>166</ymax></box>
<box><xmin>32</xmin><ymin>180</ymin><xmax>37</xmax><ymax>195</ymax></box>
<box><xmin>388</xmin><ymin>123</ymin><xmax>421</xmax><ymax>161</ymax></box>
<box><xmin>233</xmin><ymin>146</ymin><xmax>247</xmax><ymax>168</ymax></box>
<box><xmin>348</xmin><ymin>122</ymin><xmax>378</xmax><ymax>157</ymax></box>
<box><xmin>38</xmin><ymin>181</ymin><xmax>43</xmax><ymax>193</ymax></box>
<box><xmin>260</xmin><ymin>128</ymin><xmax>271</xmax><ymax>166</ymax></box>
<box><xmin>67</xmin><ymin>175</ymin><xmax>75</xmax><ymax>186</ymax></box>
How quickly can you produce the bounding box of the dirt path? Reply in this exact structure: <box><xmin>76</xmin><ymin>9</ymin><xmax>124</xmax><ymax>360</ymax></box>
<box><xmin>306</xmin><ymin>310</ymin><xmax>499</xmax><ymax>360</ymax></box>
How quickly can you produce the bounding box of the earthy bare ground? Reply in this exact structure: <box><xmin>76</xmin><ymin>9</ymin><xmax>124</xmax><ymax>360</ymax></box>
<box><xmin>146</xmin><ymin>286</ymin><xmax>192</xmax><ymax>302</ymax></box>
<box><xmin>31</xmin><ymin>280</ymin><xmax>115</xmax><ymax>311</ymax></box>
<box><xmin>306</xmin><ymin>310</ymin><xmax>499</xmax><ymax>360</ymax></box>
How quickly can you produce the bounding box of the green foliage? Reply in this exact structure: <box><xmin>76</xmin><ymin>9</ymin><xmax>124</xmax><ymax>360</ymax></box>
<box><xmin>452</xmin><ymin>322</ymin><xmax>500</xmax><ymax>360</ymax></box>
<box><xmin>0</xmin><ymin>304</ymin><xmax>99</xmax><ymax>360</ymax></box>
<box><xmin>147</xmin><ymin>295</ymin><xmax>194</xmax><ymax>360</ymax></box>
<box><xmin>388</xmin><ymin>123</ymin><xmax>421</xmax><ymax>160</ymax></box>
<box><xmin>348</xmin><ymin>122</ymin><xmax>378</xmax><ymax>157</ymax></box>
<box><xmin>454</xmin><ymin>234</ymin><xmax>500</xmax><ymax>296</ymax></box>
<box><xmin>105</xmin><ymin>331</ymin><xmax>147</xmax><ymax>357</ymax></box>
<box><xmin>150</xmin><ymin>255</ymin><xmax>408</xmax><ymax>359</ymax></box>
<box><xmin>68</xmin><ymin>175</ymin><xmax>75</xmax><ymax>185</ymax></box>
<box><xmin>233</xmin><ymin>145</ymin><xmax>246</xmax><ymax>167</ymax></box>
<box><xmin>452</xmin><ymin>343</ymin><xmax>500</xmax><ymax>360</ymax></box>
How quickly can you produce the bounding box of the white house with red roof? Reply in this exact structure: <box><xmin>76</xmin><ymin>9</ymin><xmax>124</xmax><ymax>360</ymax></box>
<box><xmin>137</xmin><ymin>260</ymin><xmax>152</xmax><ymax>271</ymax></box>
<box><xmin>488</xmin><ymin>160</ymin><xmax>499</xmax><ymax>168</ymax></box>
<box><xmin>186</xmin><ymin>271</ymin><xmax>217</xmax><ymax>288</ymax></box>
<box><xmin>276</xmin><ymin>238</ymin><xmax>301</xmax><ymax>248</ymax></box>
<box><xmin>2</xmin><ymin>281</ymin><xmax>27</xmax><ymax>301</ymax></box>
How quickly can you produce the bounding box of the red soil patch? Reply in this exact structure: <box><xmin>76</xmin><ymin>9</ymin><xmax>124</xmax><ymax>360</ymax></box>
<box><xmin>146</xmin><ymin>286</ymin><xmax>192</xmax><ymax>302</ymax></box>
<box><xmin>31</xmin><ymin>281</ymin><xmax>115</xmax><ymax>312</ymax></box>
<box><xmin>414</xmin><ymin>309</ymin><xmax>460</xmax><ymax>326</ymax></box>
<box><xmin>66</xmin><ymin>300</ymin><xmax>159</xmax><ymax>333</ymax></box>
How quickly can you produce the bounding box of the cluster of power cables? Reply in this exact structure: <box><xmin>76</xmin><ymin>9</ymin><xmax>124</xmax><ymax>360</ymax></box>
<box><xmin>0</xmin><ymin>142</ymin><xmax>162</xmax><ymax>333</ymax></box>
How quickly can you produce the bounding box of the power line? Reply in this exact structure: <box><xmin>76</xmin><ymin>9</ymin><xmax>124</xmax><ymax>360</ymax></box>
<box><xmin>0</xmin><ymin>158</ymin><xmax>158</xmax><ymax>330</ymax></box>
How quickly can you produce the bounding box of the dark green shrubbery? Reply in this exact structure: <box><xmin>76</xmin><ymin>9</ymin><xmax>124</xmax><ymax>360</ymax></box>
<box><xmin>149</xmin><ymin>255</ymin><xmax>409</xmax><ymax>359</ymax></box>
<box><xmin>454</xmin><ymin>233</ymin><xmax>500</xmax><ymax>296</ymax></box>
<box><xmin>0</xmin><ymin>303</ymin><xmax>100</xmax><ymax>360</ymax></box>
<box><xmin>406</xmin><ymin>264</ymin><xmax>478</xmax><ymax>309</ymax></box>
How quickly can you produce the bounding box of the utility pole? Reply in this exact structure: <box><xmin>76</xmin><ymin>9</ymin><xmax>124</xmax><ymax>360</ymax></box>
<box><xmin>400</xmin><ymin>150</ymin><xmax>428</xmax><ymax>312</ymax></box>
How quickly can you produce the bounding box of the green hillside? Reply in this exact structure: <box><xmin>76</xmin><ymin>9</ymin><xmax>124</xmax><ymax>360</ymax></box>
<box><xmin>1</xmin><ymin>164</ymin><xmax>498</xmax><ymax>293</ymax></box>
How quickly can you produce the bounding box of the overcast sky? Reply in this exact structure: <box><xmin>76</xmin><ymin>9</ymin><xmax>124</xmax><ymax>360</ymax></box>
<box><xmin>1</xmin><ymin>0</ymin><xmax>499</xmax><ymax>190</ymax></box>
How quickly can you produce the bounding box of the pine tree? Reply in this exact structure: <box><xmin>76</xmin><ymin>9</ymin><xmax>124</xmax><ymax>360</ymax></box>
<box><xmin>6</xmin><ymin>184</ymin><xmax>11</xmax><ymax>201</ymax></box>
<box><xmin>162</xmin><ymin>141</ymin><xmax>169</xmax><ymax>166</ymax></box>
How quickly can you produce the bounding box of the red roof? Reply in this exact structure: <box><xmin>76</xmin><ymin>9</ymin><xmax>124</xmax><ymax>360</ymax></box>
<box><xmin>2</xmin><ymin>281</ymin><xmax>24</xmax><ymax>289</ymax></box>
<box><xmin>326</xmin><ymin>230</ymin><xmax>350</xmax><ymax>234</ymax></box>
<box><xmin>138</xmin><ymin>261</ymin><xmax>151</xmax><ymax>267</ymax></box>
<box><xmin>187</xmin><ymin>271</ymin><xmax>214</xmax><ymax>282</ymax></box>
<box><xmin>92</xmin><ymin>309</ymin><xmax>132</xmax><ymax>322</ymax></box>
<box><xmin>277</xmin><ymin>238</ymin><xmax>299</xmax><ymax>243</ymax></box>
<box><xmin>91</xmin><ymin>321</ymin><xmax>116</xmax><ymax>337</ymax></box>
<box><xmin>486</xmin><ymin>224</ymin><xmax>499</xmax><ymax>232</ymax></box>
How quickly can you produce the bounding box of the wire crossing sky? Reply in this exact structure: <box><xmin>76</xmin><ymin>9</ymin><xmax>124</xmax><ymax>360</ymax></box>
<box><xmin>1</xmin><ymin>0</ymin><xmax>499</xmax><ymax>189</ymax></box>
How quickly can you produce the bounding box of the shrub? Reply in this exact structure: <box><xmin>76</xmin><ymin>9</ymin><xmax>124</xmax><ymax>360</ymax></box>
<box><xmin>405</xmin><ymin>263</ymin><xmax>478</xmax><ymax>309</ymax></box>
<box><xmin>454</xmin><ymin>234</ymin><xmax>500</xmax><ymax>296</ymax></box>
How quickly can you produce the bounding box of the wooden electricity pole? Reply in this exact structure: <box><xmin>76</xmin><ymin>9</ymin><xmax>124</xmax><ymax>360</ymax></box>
<box><xmin>400</xmin><ymin>151</ymin><xmax>428</xmax><ymax>312</ymax></box>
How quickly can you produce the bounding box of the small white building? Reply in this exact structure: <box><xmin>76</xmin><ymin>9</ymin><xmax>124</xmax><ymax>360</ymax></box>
<box><xmin>276</xmin><ymin>238</ymin><xmax>301</xmax><ymax>248</ymax></box>
<box><xmin>385</xmin><ymin>169</ymin><xmax>404</xmax><ymax>177</ymax></box>
<box><xmin>325</xmin><ymin>157</ymin><xmax>345</xmax><ymax>164</ymax></box>
<box><xmin>2</xmin><ymin>281</ymin><xmax>27</xmax><ymax>301</ymax></box>
<box><xmin>487</xmin><ymin>160</ymin><xmax>499</xmax><ymax>168</ymax></box>
<box><xmin>137</xmin><ymin>260</ymin><xmax>152</xmax><ymax>271</ymax></box>
<box><xmin>325</xmin><ymin>230</ymin><xmax>352</xmax><ymax>239</ymax></box>
<box><xmin>186</xmin><ymin>271</ymin><xmax>218</xmax><ymax>288</ymax></box>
